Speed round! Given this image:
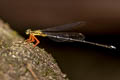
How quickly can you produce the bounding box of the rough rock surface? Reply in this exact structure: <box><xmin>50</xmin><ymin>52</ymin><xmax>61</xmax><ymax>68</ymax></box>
<box><xmin>0</xmin><ymin>19</ymin><xmax>68</xmax><ymax>80</ymax></box>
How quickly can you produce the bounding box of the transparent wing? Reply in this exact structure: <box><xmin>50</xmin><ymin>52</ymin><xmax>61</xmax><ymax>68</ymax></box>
<box><xmin>43</xmin><ymin>32</ymin><xmax>116</xmax><ymax>49</ymax></box>
<box><xmin>42</xmin><ymin>21</ymin><xmax>86</xmax><ymax>32</ymax></box>
<box><xmin>44</xmin><ymin>32</ymin><xmax>85</xmax><ymax>42</ymax></box>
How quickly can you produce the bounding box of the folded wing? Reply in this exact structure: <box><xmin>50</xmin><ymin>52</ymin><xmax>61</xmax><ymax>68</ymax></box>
<box><xmin>42</xmin><ymin>21</ymin><xmax>86</xmax><ymax>32</ymax></box>
<box><xmin>45</xmin><ymin>32</ymin><xmax>85</xmax><ymax>42</ymax></box>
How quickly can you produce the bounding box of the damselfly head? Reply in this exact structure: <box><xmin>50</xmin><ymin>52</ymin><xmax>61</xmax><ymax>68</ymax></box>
<box><xmin>26</xmin><ymin>29</ymin><xmax>31</xmax><ymax>35</ymax></box>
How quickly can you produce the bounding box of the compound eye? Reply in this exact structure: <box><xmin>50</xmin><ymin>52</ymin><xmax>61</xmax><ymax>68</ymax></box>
<box><xmin>26</xmin><ymin>31</ymin><xmax>29</xmax><ymax>34</ymax></box>
<box><xmin>27</xmin><ymin>29</ymin><xmax>31</xmax><ymax>33</ymax></box>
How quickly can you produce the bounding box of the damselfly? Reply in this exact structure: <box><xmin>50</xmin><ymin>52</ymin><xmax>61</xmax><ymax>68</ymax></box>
<box><xmin>26</xmin><ymin>22</ymin><xmax>116</xmax><ymax>49</ymax></box>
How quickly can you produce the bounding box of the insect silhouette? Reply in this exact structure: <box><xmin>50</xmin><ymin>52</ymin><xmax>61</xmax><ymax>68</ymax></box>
<box><xmin>26</xmin><ymin>22</ymin><xmax>116</xmax><ymax>49</ymax></box>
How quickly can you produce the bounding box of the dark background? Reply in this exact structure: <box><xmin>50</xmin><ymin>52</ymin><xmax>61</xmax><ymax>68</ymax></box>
<box><xmin>0</xmin><ymin>0</ymin><xmax>120</xmax><ymax>80</ymax></box>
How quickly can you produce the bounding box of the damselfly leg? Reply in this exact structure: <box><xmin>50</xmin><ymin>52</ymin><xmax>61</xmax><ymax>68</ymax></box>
<box><xmin>27</xmin><ymin>34</ymin><xmax>40</xmax><ymax>47</ymax></box>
